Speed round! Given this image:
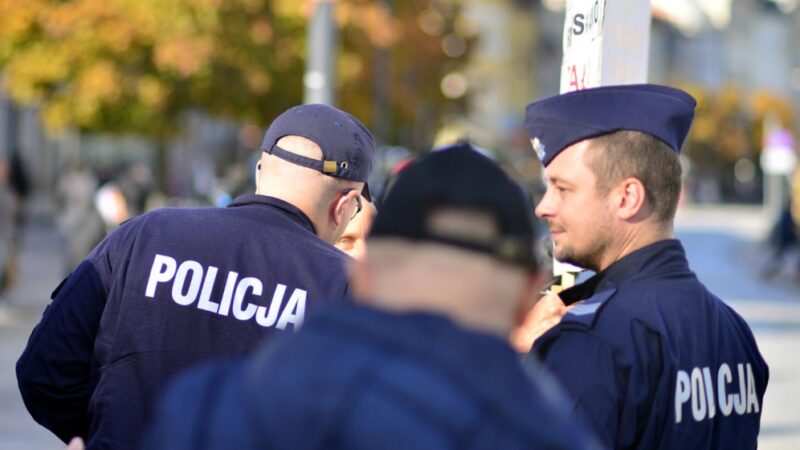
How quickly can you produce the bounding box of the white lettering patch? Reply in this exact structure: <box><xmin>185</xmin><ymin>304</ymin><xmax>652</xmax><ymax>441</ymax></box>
<box><xmin>144</xmin><ymin>253</ymin><xmax>307</xmax><ymax>330</ymax></box>
<box><xmin>674</xmin><ymin>363</ymin><xmax>760</xmax><ymax>424</ymax></box>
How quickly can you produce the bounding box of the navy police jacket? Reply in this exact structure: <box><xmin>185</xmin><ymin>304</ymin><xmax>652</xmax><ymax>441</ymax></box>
<box><xmin>529</xmin><ymin>239</ymin><xmax>769</xmax><ymax>449</ymax></box>
<box><xmin>16</xmin><ymin>194</ymin><xmax>351</xmax><ymax>450</ymax></box>
<box><xmin>142</xmin><ymin>304</ymin><xmax>599</xmax><ymax>450</ymax></box>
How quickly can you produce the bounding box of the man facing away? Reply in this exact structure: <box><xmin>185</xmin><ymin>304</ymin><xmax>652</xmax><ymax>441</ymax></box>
<box><xmin>519</xmin><ymin>84</ymin><xmax>768</xmax><ymax>449</ymax></box>
<box><xmin>141</xmin><ymin>143</ymin><xmax>599</xmax><ymax>450</ymax></box>
<box><xmin>17</xmin><ymin>104</ymin><xmax>374</xmax><ymax>450</ymax></box>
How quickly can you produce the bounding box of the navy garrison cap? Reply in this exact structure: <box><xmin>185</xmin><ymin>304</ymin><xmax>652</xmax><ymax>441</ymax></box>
<box><xmin>371</xmin><ymin>143</ymin><xmax>538</xmax><ymax>270</ymax></box>
<box><xmin>524</xmin><ymin>84</ymin><xmax>696</xmax><ymax>166</ymax></box>
<box><xmin>261</xmin><ymin>104</ymin><xmax>375</xmax><ymax>183</ymax></box>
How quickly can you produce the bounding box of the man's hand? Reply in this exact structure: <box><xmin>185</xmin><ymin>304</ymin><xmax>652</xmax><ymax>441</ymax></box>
<box><xmin>66</xmin><ymin>437</ymin><xmax>85</xmax><ymax>450</ymax></box>
<box><xmin>511</xmin><ymin>292</ymin><xmax>573</xmax><ymax>353</ymax></box>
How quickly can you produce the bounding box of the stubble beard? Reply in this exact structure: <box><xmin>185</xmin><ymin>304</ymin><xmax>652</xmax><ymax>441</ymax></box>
<box><xmin>552</xmin><ymin>223</ymin><xmax>612</xmax><ymax>273</ymax></box>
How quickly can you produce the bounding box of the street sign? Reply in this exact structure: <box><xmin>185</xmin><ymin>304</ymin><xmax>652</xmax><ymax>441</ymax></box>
<box><xmin>760</xmin><ymin>127</ymin><xmax>796</xmax><ymax>176</ymax></box>
<box><xmin>560</xmin><ymin>0</ymin><xmax>651</xmax><ymax>93</ymax></box>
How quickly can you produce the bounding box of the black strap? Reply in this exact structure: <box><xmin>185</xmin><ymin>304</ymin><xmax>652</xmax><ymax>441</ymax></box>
<box><xmin>268</xmin><ymin>145</ymin><xmax>339</xmax><ymax>173</ymax></box>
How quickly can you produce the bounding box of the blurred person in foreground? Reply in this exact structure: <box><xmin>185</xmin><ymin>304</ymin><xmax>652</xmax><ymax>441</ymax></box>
<box><xmin>518</xmin><ymin>84</ymin><xmax>768</xmax><ymax>449</ymax></box>
<box><xmin>334</xmin><ymin>195</ymin><xmax>376</xmax><ymax>262</ymax></box>
<box><xmin>16</xmin><ymin>104</ymin><xmax>374</xmax><ymax>450</ymax></box>
<box><xmin>142</xmin><ymin>144</ymin><xmax>598</xmax><ymax>450</ymax></box>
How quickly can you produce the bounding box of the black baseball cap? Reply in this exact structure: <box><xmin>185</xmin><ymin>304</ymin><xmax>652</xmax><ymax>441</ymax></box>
<box><xmin>260</xmin><ymin>104</ymin><xmax>375</xmax><ymax>189</ymax></box>
<box><xmin>370</xmin><ymin>143</ymin><xmax>538</xmax><ymax>270</ymax></box>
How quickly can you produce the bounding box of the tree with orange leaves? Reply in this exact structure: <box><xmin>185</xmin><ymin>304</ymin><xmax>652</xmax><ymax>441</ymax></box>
<box><xmin>0</xmin><ymin>0</ymin><xmax>469</xmax><ymax>149</ymax></box>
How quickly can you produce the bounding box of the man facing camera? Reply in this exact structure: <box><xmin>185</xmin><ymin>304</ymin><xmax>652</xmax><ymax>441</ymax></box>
<box><xmin>335</xmin><ymin>194</ymin><xmax>376</xmax><ymax>262</ymax></box>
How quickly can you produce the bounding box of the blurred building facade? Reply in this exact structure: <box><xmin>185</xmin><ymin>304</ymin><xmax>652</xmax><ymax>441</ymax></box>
<box><xmin>454</xmin><ymin>0</ymin><xmax>800</xmax><ymax>204</ymax></box>
<box><xmin>650</xmin><ymin>0</ymin><xmax>800</xmax><ymax>204</ymax></box>
<box><xmin>0</xmin><ymin>93</ymin><xmax>59</xmax><ymax>213</ymax></box>
<box><xmin>2</xmin><ymin>0</ymin><xmax>800</xmax><ymax>211</ymax></box>
<box><xmin>458</xmin><ymin>0</ymin><xmax>538</xmax><ymax>152</ymax></box>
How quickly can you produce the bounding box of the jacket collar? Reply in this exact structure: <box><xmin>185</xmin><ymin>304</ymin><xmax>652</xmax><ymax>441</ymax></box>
<box><xmin>229</xmin><ymin>194</ymin><xmax>317</xmax><ymax>235</ymax></box>
<box><xmin>313</xmin><ymin>305</ymin><xmax>545</xmax><ymax>433</ymax></box>
<box><xmin>561</xmin><ymin>239</ymin><xmax>692</xmax><ymax>304</ymax></box>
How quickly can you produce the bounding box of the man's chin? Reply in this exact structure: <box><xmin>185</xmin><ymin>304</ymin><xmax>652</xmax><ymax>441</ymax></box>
<box><xmin>553</xmin><ymin>252</ymin><xmax>589</xmax><ymax>270</ymax></box>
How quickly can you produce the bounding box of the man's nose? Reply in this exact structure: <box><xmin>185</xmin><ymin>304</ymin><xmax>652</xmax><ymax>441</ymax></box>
<box><xmin>534</xmin><ymin>189</ymin><xmax>554</xmax><ymax>218</ymax></box>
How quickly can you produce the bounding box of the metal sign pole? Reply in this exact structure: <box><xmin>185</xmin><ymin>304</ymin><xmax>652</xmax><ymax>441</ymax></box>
<box><xmin>304</xmin><ymin>0</ymin><xmax>338</xmax><ymax>106</ymax></box>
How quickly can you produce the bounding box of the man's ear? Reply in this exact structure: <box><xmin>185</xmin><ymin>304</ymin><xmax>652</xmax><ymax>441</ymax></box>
<box><xmin>331</xmin><ymin>190</ymin><xmax>357</xmax><ymax>227</ymax></box>
<box><xmin>614</xmin><ymin>177</ymin><xmax>647</xmax><ymax>220</ymax></box>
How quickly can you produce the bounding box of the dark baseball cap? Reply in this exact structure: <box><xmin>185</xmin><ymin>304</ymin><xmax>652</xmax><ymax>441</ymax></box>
<box><xmin>370</xmin><ymin>143</ymin><xmax>538</xmax><ymax>270</ymax></box>
<box><xmin>524</xmin><ymin>84</ymin><xmax>696</xmax><ymax>166</ymax></box>
<box><xmin>260</xmin><ymin>104</ymin><xmax>375</xmax><ymax>185</ymax></box>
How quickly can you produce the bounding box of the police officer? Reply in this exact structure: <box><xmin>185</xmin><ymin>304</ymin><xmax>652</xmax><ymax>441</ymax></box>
<box><xmin>521</xmin><ymin>84</ymin><xmax>769</xmax><ymax>449</ymax></box>
<box><xmin>16</xmin><ymin>104</ymin><xmax>375</xmax><ymax>450</ymax></box>
<box><xmin>140</xmin><ymin>144</ymin><xmax>599</xmax><ymax>450</ymax></box>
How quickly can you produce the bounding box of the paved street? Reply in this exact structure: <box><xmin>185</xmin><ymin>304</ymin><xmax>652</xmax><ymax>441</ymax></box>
<box><xmin>0</xmin><ymin>218</ymin><xmax>65</xmax><ymax>450</ymax></box>
<box><xmin>0</xmin><ymin>204</ymin><xmax>798</xmax><ymax>449</ymax></box>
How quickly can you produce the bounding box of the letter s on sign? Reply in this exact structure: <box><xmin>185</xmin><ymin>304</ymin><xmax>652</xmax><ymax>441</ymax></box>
<box><xmin>572</xmin><ymin>14</ymin><xmax>585</xmax><ymax>35</ymax></box>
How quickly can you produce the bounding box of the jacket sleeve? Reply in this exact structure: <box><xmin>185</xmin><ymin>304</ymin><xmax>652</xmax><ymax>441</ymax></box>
<box><xmin>15</xmin><ymin>219</ymin><xmax>138</xmax><ymax>443</ymax></box>
<box><xmin>15</xmin><ymin>260</ymin><xmax>109</xmax><ymax>442</ymax></box>
<box><xmin>534</xmin><ymin>330</ymin><xmax>622</xmax><ymax>449</ymax></box>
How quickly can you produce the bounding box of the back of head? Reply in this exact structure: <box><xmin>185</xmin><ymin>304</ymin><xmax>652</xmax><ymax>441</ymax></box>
<box><xmin>371</xmin><ymin>144</ymin><xmax>538</xmax><ymax>269</ymax></box>
<box><xmin>256</xmin><ymin>104</ymin><xmax>375</xmax><ymax>242</ymax></box>
<box><xmin>260</xmin><ymin>103</ymin><xmax>374</xmax><ymax>184</ymax></box>
<box><xmin>258</xmin><ymin>135</ymin><xmax>342</xmax><ymax>203</ymax></box>
<box><xmin>356</xmin><ymin>143</ymin><xmax>540</xmax><ymax>335</ymax></box>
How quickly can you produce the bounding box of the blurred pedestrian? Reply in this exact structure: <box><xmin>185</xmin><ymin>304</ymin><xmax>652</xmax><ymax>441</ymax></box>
<box><xmin>761</xmin><ymin>201</ymin><xmax>797</xmax><ymax>278</ymax></box>
<box><xmin>56</xmin><ymin>166</ymin><xmax>106</xmax><ymax>275</ymax></box>
<box><xmin>17</xmin><ymin>104</ymin><xmax>374</xmax><ymax>450</ymax></box>
<box><xmin>93</xmin><ymin>179</ymin><xmax>130</xmax><ymax>231</ymax></box>
<box><xmin>334</xmin><ymin>194</ymin><xmax>376</xmax><ymax>262</ymax></box>
<box><xmin>141</xmin><ymin>144</ymin><xmax>599</xmax><ymax>450</ymax></box>
<box><xmin>0</xmin><ymin>159</ymin><xmax>16</xmax><ymax>300</ymax></box>
<box><xmin>762</xmin><ymin>166</ymin><xmax>800</xmax><ymax>281</ymax></box>
<box><xmin>0</xmin><ymin>152</ymin><xmax>28</xmax><ymax>292</ymax></box>
<box><xmin>9</xmin><ymin>150</ymin><xmax>30</xmax><ymax>224</ymax></box>
<box><xmin>520</xmin><ymin>84</ymin><xmax>768</xmax><ymax>449</ymax></box>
